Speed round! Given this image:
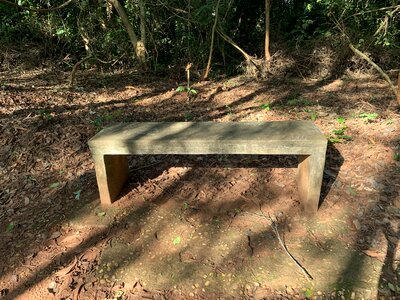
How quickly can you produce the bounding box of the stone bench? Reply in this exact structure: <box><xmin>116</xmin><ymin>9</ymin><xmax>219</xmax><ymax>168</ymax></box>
<box><xmin>88</xmin><ymin>121</ymin><xmax>328</xmax><ymax>214</ymax></box>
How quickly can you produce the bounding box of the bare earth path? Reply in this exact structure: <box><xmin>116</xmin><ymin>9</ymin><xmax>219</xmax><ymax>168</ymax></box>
<box><xmin>0</xmin><ymin>70</ymin><xmax>399</xmax><ymax>299</ymax></box>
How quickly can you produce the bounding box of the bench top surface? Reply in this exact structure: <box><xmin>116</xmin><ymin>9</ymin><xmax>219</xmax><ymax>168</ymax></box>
<box><xmin>89</xmin><ymin>121</ymin><xmax>326</xmax><ymax>147</ymax></box>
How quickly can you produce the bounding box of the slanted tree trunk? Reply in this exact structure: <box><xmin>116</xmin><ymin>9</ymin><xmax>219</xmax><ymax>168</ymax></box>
<box><xmin>107</xmin><ymin>0</ymin><xmax>146</xmax><ymax>66</ymax></box>
<box><xmin>348</xmin><ymin>42</ymin><xmax>397</xmax><ymax>99</ymax></box>
<box><xmin>216</xmin><ymin>28</ymin><xmax>262</xmax><ymax>73</ymax></box>
<box><xmin>264</xmin><ymin>0</ymin><xmax>271</xmax><ymax>67</ymax></box>
<box><xmin>202</xmin><ymin>0</ymin><xmax>221</xmax><ymax>80</ymax></box>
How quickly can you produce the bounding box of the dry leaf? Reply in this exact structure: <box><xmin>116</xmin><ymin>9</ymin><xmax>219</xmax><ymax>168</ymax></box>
<box><xmin>55</xmin><ymin>256</ymin><xmax>78</xmax><ymax>277</ymax></box>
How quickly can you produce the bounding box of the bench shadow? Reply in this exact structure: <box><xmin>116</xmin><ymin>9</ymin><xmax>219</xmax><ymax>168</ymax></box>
<box><xmin>319</xmin><ymin>143</ymin><xmax>344</xmax><ymax>207</ymax></box>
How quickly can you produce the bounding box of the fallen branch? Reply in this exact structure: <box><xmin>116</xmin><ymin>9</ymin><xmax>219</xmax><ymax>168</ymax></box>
<box><xmin>332</xmin><ymin>17</ymin><xmax>398</xmax><ymax>102</ymax></box>
<box><xmin>348</xmin><ymin>42</ymin><xmax>397</xmax><ymax>98</ymax></box>
<box><xmin>69</xmin><ymin>55</ymin><xmax>93</xmax><ymax>87</ymax></box>
<box><xmin>269</xmin><ymin>216</ymin><xmax>314</xmax><ymax>281</ymax></box>
<box><xmin>251</xmin><ymin>199</ymin><xmax>313</xmax><ymax>282</ymax></box>
<box><xmin>216</xmin><ymin>27</ymin><xmax>262</xmax><ymax>73</ymax></box>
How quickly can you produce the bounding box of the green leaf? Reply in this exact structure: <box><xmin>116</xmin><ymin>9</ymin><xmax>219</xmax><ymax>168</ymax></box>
<box><xmin>304</xmin><ymin>287</ymin><xmax>313</xmax><ymax>298</ymax></box>
<box><xmin>260</xmin><ymin>103</ymin><xmax>271</xmax><ymax>111</ymax></box>
<box><xmin>97</xmin><ymin>211</ymin><xmax>106</xmax><ymax>217</ymax></box>
<box><xmin>388</xmin><ymin>282</ymin><xmax>396</xmax><ymax>292</ymax></box>
<box><xmin>173</xmin><ymin>236</ymin><xmax>181</xmax><ymax>245</ymax></box>
<box><xmin>394</xmin><ymin>153</ymin><xmax>400</xmax><ymax>162</ymax></box>
<box><xmin>6</xmin><ymin>222</ymin><xmax>14</xmax><ymax>232</ymax></box>
<box><xmin>188</xmin><ymin>88</ymin><xmax>197</xmax><ymax>95</ymax></box>
<box><xmin>176</xmin><ymin>86</ymin><xmax>185</xmax><ymax>92</ymax></box>
<box><xmin>49</xmin><ymin>182</ymin><xmax>60</xmax><ymax>189</ymax></box>
<box><xmin>310</xmin><ymin>112</ymin><xmax>317</xmax><ymax>121</ymax></box>
<box><xmin>337</xmin><ymin>117</ymin><xmax>346</xmax><ymax>124</ymax></box>
<box><xmin>56</xmin><ymin>28</ymin><xmax>65</xmax><ymax>36</ymax></box>
<box><xmin>348</xmin><ymin>186</ymin><xmax>357</xmax><ymax>196</ymax></box>
<box><xmin>73</xmin><ymin>189</ymin><xmax>82</xmax><ymax>200</ymax></box>
<box><xmin>358</xmin><ymin>113</ymin><xmax>378</xmax><ymax>121</ymax></box>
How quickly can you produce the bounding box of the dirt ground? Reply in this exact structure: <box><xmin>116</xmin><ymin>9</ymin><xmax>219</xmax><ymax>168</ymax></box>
<box><xmin>0</xmin><ymin>69</ymin><xmax>399</xmax><ymax>300</ymax></box>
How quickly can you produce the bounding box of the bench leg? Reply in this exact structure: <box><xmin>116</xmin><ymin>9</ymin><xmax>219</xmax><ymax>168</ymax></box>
<box><xmin>297</xmin><ymin>151</ymin><xmax>326</xmax><ymax>215</ymax></box>
<box><xmin>93</xmin><ymin>154</ymin><xmax>129</xmax><ymax>208</ymax></box>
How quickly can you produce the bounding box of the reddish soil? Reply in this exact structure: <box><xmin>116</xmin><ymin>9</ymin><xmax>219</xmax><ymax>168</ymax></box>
<box><xmin>0</xmin><ymin>69</ymin><xmax>399</xmax><ymax>299</ymax></box>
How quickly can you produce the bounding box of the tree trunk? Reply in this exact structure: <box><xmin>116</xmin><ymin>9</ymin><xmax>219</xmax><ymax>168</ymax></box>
<box><xmin>202</xmin><ymin>0</ymin><xmax>221</xmax><ymax>80</ymax></box>
<box><xmin>216</xmin><ymin>28</ymin><xmax>262</xmax><ymax>73</ymax></box>
<box><xmin>139</xmin><ymin>0</ymin><xmax>146</xmax><ymax>47</ymax></box>
<box><xmin>348</xmin><ymin>42</ymin><xmax>397</xmax><ymax>99</ymax></box>
<box><xmin>265</xmin><ymin>0</ymin><xmax>271</xmax><ymax>66</ymax></box>
<box><xmin>107</xmin><ymin>0</ymin><xmax>146</xmax><ymax>65</ymax></box>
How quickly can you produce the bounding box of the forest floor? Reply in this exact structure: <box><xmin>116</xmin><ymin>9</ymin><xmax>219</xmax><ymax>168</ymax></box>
<box><xmin>0</xmin><ymin>68</ymin><xmax>399</xmax><ymax>300</ymax></box>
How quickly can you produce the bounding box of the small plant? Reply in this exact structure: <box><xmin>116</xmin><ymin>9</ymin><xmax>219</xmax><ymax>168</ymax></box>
<box><xmin>92</xmin><ymin>110</ymin><xmax>123</xmax><ymax>129</ymax></box>
<box><xmin>394</xmin><ymin>153</ymin><xmax>400</xmax><ymax>161</ymax></box>
<box><xmin>287</xmin><ymin>95</ymin><xmax>314</xmax><ymax>107</ymax></box>
<box><xmin>310</xmin><ymin>111</ymin><xmax>318</xmax><ymax>121</ymax></box>
<box><xmin>260</xmin><ymin>103</ymin><xmax>271</xmax><ymax>111</ymax></box>
<box><xmin>176</xmin><ymin>63</ymin><xmax>197</xmax><ymax>97</ymax></box>
<box><xmin>328</xmin><ymin>117</ymin><xmax>352</xmax><ymax>143</ymax></box>
<box><xmin>304</xmin><ymin>287</ymin><xmax>313</xmax><ymax>298</ymax></box>
<box><xmin>73</xmin><ymin>189</ymin><xmax>82</xmax><ymax>200</ymax></box>
<box><xmin>38</xmin><ymin>110</ymin><xmax>53</xmax><ymax>120</ymax></box>
<box><xmin>6</xmin><ymin>222</ymin><xmax>14</xmax><ymax>232</ymax></box>
<box><xmin>173</xmin><ymin>236</ymin><xmax>181</xmax><ymax>245</ymax></box>
<box><xmin>358</xmin><ymin>113</ymin><xmax>378</xmax><ymax>123</ymax></box>
<box><xmin>184</xmin><ymin>112</ymin><xmax>193</xmax><ymax>121</ymax></box>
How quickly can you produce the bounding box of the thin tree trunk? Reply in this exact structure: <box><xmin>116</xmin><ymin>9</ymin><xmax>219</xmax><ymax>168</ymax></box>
<box><xmin>216</xmin><ymin>28</ymin><xmax>262</xmax><ymax>72</ymax></box>
<box><xmin>265</xmin><ymin>0</ymin><xmax>271</xmax><ymax>65</ymax></box>
<box><xmin>202</xmin><ymin>0</ymin><xmax>221</xmax><ymax>80</ymax></box>
<box><xmin>138</xmin><ymin>0</ymin><xmax>146</xmax><ymax>47</ymax></box>
<box><xmin>69</xmin><ymin>55</ymin><xmax>92</xmax><ymax>86</ymax></box>
<box><xmin>107</xmin><ymin>0</ymin><xmax>146</xmax><ymax>65</ymax></box>
<box><xmin>348</xmin><ymin>42</ymin><xmax>397</xmax><ymax>98</ymax></box>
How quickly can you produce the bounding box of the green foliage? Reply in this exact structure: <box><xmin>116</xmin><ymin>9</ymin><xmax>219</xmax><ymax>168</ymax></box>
<box><xmin>358</xmin><ymin>113</ymin><xmax>378</xmax><ymax>122</ymax></box>
<box><xmin>287</xmin><ymin>96</ymin><xmax>314</xmax><ymax>107</ymax></box>
<box><xmin>328</xmin><ymin>117</ymin><xmax>352</xmax><ymax>143</ymax></box>
<box><xmin>0</xmin><ymin>0</ymin><xmax>398</xmax><ymax>76</ymax></box>
<box><xmin>304</xmin><ymin>287</ymin><xmax>313</xmax><ymax>298</ymax></box>
<box><xmin>260</xmin><ymin>103</ymin><xmax>271</xmax><ymax>111</ymax></box>
<box><xmin>310</xmin><ymin>111</ymin><xmax>318</xmax><ymax>121</ymax></box>
<box><xmin>173</xmin><ymin>236</ymin><xmax>181</xmax><ymax>245</ymax></box>
<box><xmin>394</xmin><ymin>153</ymin><xmax>400</xmax><ymax>162</ymax></box>
<box><xmin>176</xmin><ymin>86</ymin><xmax>197</xmax><ymax>96</ymax></box>
<box><xmin>6</xmin><ymin>222</ymin><xmax>14</xmax><ymax>232</ymax></box>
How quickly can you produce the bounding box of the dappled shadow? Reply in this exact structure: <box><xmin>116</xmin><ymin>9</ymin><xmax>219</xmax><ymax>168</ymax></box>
<box><xmin>333</xmin><ymin>134</ymin><xmax>400</xmax><ymax>298</ymax></box>
<box><xmin>0</xmin><ymin>69</ymin><xmax>397</xmax><ymax>298</ymax></box>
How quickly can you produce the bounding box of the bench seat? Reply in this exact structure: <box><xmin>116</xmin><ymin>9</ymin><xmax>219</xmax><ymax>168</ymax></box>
<box><xmin>88</xmin><ymin>121</ymin><xmax>328</xmax><ymax>214</ymax></box>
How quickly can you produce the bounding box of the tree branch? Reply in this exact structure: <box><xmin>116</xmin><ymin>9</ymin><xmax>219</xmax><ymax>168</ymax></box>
<box><xmin>202</xmin><ymin>0</ymin><xmax>221</xmax><ymax>80</ymax></box>
<box><xmin>216</xmin><ymin>27</ymin><xmax>261</xmax><ymax>72</ymax></box>
<box><xmin>0</xmin><ymin>0</ymin><xmax>74</xmax><ymax>13</ymax></box>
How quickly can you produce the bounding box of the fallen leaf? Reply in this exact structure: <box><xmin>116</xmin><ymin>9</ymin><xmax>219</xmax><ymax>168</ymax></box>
<box><xmin>49</xmin><ymin>182</ymin><xmax>60</xmax><ymax>189</ymax></box>
<box><xmin>55</xmin><ymin>256</ymin><xmax>77</xmax><ymax>277</ymax></box>
<box><xmin>50</xmin><ymin>231</ymin><xmax>61</xmax><ymax>239</ymax></box>
<box><xmin>97</xmin><ymin>211</ymin><xmax>106</xmax><ymax>217</ymax></box>
<box><xmin>362</xmin><ymin>249</ymin><xmax>384</xmax><ymax>261</ymax></box>
<box><xmin>47</xmin><ymin>281</ymin><xmax>58</xmax><ymax>294</ymax></box>
<box><xmin>58</xmin><ymin>234</ymin><xmax>82</xmax><ymax>248</ymax></box>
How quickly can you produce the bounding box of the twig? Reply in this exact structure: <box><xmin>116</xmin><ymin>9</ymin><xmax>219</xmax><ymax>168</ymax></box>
<box><xmin>254</xmin><ymin>202</ymin><xmax>314</xmax><ymax>282</ymax></box>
